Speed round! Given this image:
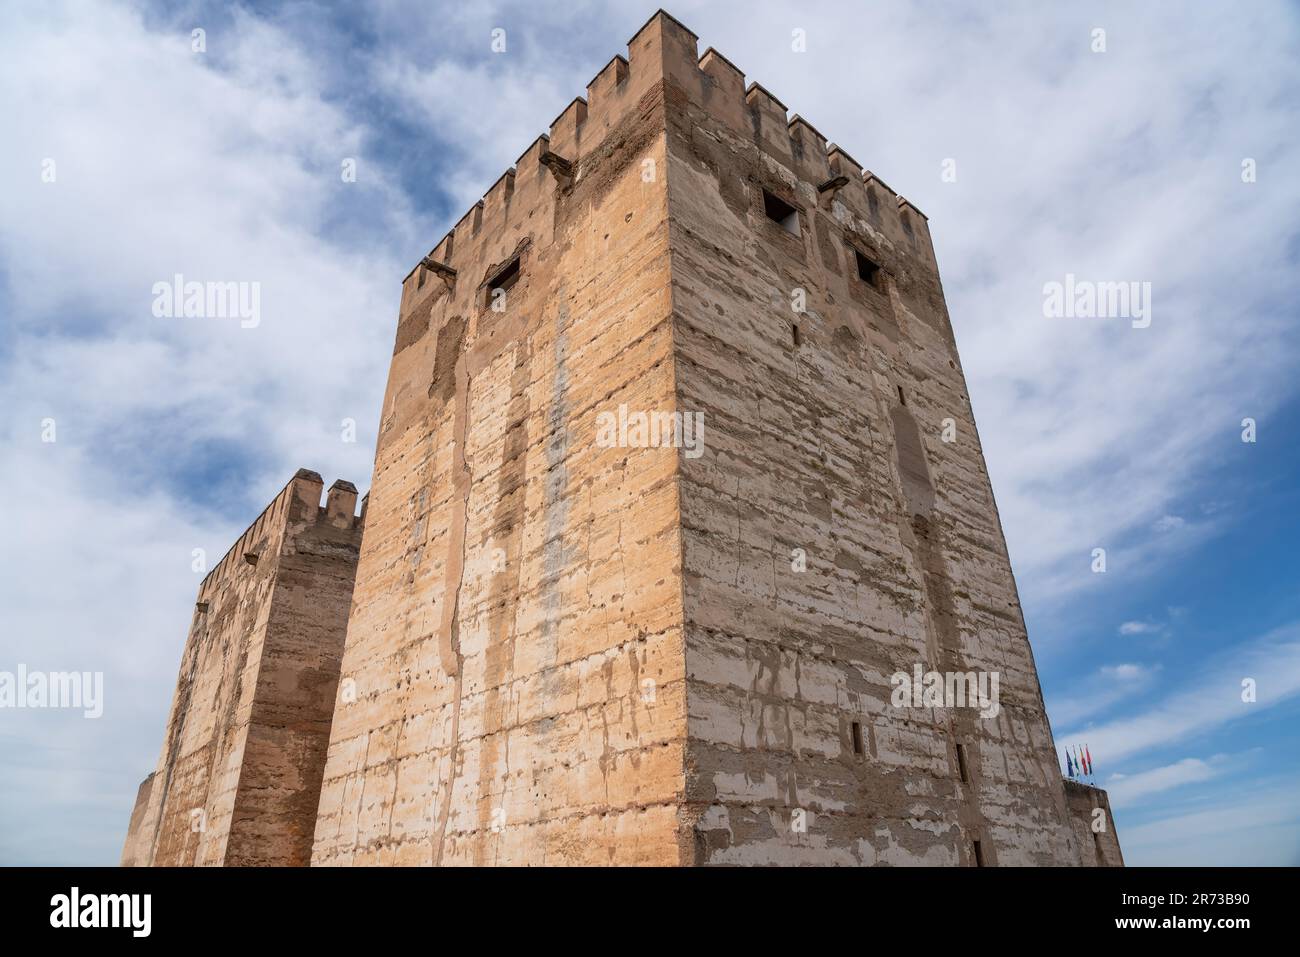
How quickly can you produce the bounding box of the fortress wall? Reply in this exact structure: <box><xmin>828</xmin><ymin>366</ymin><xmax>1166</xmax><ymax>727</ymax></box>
<box><xmin>119</xmin><ymin>772</ymin><xmax>156</xmax><ymax>867</ymax></box>
<box><xmin>1063</xmin><ymin>780</ymin><xmax>1124</xmax><ymax>866</ymax></box>
<box><xmin>123</xmin><ymin>470</ymin><xmax>361</xmax><ymax>865</ymax></box>
<box><xmin>312</xmin><ymin>12</ymin><xmax>691</xmax><ymax>866</ymax></box>
<box><xmin>659</xmin><ymin>19</ymin><xmax>1079</xmax><ymax>864</ymax></box>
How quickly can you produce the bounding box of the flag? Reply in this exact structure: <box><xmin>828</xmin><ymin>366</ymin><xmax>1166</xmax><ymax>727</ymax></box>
<box><xmin>1065</xmin><ymin>748</ymin><xmax>1074</xmax><ymax>777</ymax></box>
<box><xmin>1085</xmin><ymin>744</ymin><xmax>1094</xmax><ymax>776</ymax></box>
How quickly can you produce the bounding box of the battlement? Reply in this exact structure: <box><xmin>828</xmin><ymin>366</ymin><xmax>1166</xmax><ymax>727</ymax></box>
<box><xmin>401</xmin><ymin>8</ymin><xmax>933</xmax><ymax>298</ymax></box>
<box><xmin>196</xmin><ymin>468</ymin><xmax>363</xmax><ymax>602</ymax></box>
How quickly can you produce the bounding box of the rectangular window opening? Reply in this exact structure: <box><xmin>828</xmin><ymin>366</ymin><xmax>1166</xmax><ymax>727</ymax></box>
<box><xmin>485</xmin><ymin>256</ymin><xmax>521</xmax><ymax>308</ymax></box>
<box><xmin>956</xmin><ymin>743</ymin><xmax>969</xmax><ymax>783</ymax></box>
<box><xmin>792</xmin><ymin>324</ymin><xmax>801</xmax><ymax>348</ymax></box>
<box><xmin>855</xmin><ymin>249</ymin><xmax>882</xmax><ymax>288</ymax></box>
<box><xmin>851</xmin><ymin>721</ymin><xmax>864</xmax><ymax>756</ymax></box>
<box><xmin>763</xmin><ymin>190</ymin><xmax>800</xmax><ymax>235</ymax></box>
<box><xmin>972</xmin><ymin>840</ymin><xmax>985</xmax><ymax>867</ymax></box>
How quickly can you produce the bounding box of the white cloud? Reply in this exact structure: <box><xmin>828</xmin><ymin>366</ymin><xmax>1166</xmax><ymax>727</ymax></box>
<box><xmin>0</xmin><ymin>0</ymin><xmax>411</xmax><ymax>863</ymax></box>
<box><xmin>1059</xmin><ymin>623</ymin><xmax>1300</xmax><ymax>763</ymax></box>
<box><xmin>1104</xmin><ymin>757</ymin><xmax>1220</xmax><ymax>807</ymax></box>
<box><xmin>1101</xmin><ymin>663</ymin><xmax>1148</xmax><ymax>681</ymax></box>
<box><xmin>1120</xmin><ymin>778</ymin><xmax>1300</xmax><ymax>866</ymax></box>
<box><xmin>1119</xmin><ymin>621</ymin><xmax>1162</xmax><ymax>636</ymax></box>
<box><xmin>1047</xmin><ymin>660</ymin><xmax>1158</xmax><ymax>728</ymax></box>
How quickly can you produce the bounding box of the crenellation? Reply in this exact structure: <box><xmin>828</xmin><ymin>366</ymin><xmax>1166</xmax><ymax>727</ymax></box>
<box><xmin>326</xmin><ymin>479</ymin><xmax>359</xmax><ymax>526</ymax></box>
<box><xmin>547</xmin><ymin>96</ymin><xmax>588</xmax><ymax>160</ymax></box>
<box><xmin>743</xmin><ymin>86</ymin><xmax>793</xmax><ymax>170</ymax></box>
<box><xmin>628</xmin><ymin>8</ymin><xmax>699</xmax><ymax>93</ymax></box>
<box><xmin>586</xmin><ymin>54</ymin><xmax>630</xmax><ymax>113</ymax></box>
<box><xmin>432</xmin><ymin>230</ymin><xmax>454</xmax><ymax>267</ymax></box>
<box><xmin>788</xmin><ymin>115</ymin><xmax>833</xmax><ymax>185</ymax></box>
<box><xmin>399</xmin><ymin>8</ymin><xmax>948</xmax><ymax>312</ymax></box>
<box><xmin>696</xmin><ymin>48</ymin><xmax>747</xmax><ymax>132</ymax></box>
<box><xmin>481</xmin><ymin>167</ymin><xmax>516</xmax><ymax>225</ymax></box>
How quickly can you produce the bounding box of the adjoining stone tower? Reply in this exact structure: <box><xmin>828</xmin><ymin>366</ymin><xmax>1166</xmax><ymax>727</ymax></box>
<box><xmin>1063</xmin><ymin>780</ymin><xmax>1124</xmax><ymax>866</ymax></box>
<box><xmin>311</xmin><ymin>9</ymin><xmax>1119</xmax><ymax>866</ymax></box>
<box><xmin>122</xmin><ymin>469</ymin><xmax>363</xmax><ymax>867</ymax></box>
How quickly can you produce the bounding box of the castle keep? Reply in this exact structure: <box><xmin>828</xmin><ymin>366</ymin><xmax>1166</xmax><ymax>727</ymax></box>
<box><xmin>125</xmin><ymin>10</ymin><xmax>1120</xmax><ymax>866</ymax></box>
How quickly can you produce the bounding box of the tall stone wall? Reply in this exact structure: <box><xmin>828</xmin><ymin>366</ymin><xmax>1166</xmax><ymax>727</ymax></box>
<box><xmin>1063</xmin><ymin>780</ymin><xmax>1124</xmax><ymax>866</ymax></box>
<box><xmin>311</xmin><ymin>15</ymin><xmax>691</xmax><ymax>866</ymax></box>
<box><xmin>660</xmin><ymin>19</ymin><xmax>1079</xmax><ymax>865</ymax></box>
<box><xmin>119</xmin><ymin>772</ymin><xmax>156</xmax><ymax>867</ymax></box>
<box><xmin>122</xmin><ymin>470</ymin><xmax>362</xmax><ymax>866</ymax></box>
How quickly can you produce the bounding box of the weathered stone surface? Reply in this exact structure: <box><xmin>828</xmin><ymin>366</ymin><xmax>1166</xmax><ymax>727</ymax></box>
<box><xmin>1063</xmin><ymin>780</ymin><xmax>1124</xmax><ymax>866</ymax></box>
<box><xmin>122</xmin><ymin>470</ymin><xmax>362</xmax><ymax>866</ymax></box>
<box><xmin>119</xmin><ymin>772</ymin><xmax>156</xmax><ymax>867</ymax></box>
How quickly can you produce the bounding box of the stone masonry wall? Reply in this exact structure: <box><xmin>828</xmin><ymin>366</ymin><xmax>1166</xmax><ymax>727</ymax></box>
<box><xmin>122</xmin><ymin>470</ymin><xmax>362</xmax><ymax>866</ymax></box>
<box><xmin>1063</xmin><ymin>779</ymin><xmax>1124</xmax><ymax>866</ymax></box>
<box><xmin>311</xmin><ymin>15</ymin><xmax>691</xmax><ymax>865</ymax></box>
<box><xmin>119</xmin><ymin>772</ymin><xmax>156</xmax><ymax>866</ymax></box>
<box><xmin>657</xmin><ymin>19</ymin><xmax>1081</xmax><ymax>864</ymax></box>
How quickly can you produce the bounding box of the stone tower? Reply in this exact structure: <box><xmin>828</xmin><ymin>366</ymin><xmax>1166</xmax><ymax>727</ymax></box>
<box><xmin>311</xmin><ymin>10</ymin><xmax>1114</xmax><ymax>866</ymax></box>
<box><xmin>122</xmin><ymin>470</ymin><xmax>362</xmax><ymax>866</ymax></box>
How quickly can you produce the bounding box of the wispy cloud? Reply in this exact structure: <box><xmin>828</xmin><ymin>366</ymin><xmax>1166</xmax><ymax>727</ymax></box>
<box><xmin>0</xmin><ymin>0</ymin><xmax>409</xmax><ymax>864</ymax></box>
<box><xmin>1119</xmin><ymin>776</ymin><xmax>1300</xmax><ymax>866</ymax></box>
<box><xmin>1118</xmin><ymin>620</ymin><xmax>1162</xmax><ymax>636</ymax></box>
<box><xmin>1060</xmin><ymin>624</ymin><xmax>1300</xmax><ymax>762</ymax></box>
<box><xmin>1047</xmin><ymin>661</ymin><xmax>1157</xmax><ymax>728</ymax></box>
<box><xmin>1104</xmin><ymin>756</ymin><xmax>1222</xmax><ymax>807</ymax></box>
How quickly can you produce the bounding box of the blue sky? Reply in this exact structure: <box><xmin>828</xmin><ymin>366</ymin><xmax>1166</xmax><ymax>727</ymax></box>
<box><xmin>1</xmin><ymin>0</ymin><xmax>1298</xmax><ymax>865</ymax></box>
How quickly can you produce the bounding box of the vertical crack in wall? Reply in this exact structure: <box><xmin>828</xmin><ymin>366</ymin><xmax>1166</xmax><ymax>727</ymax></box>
<box><xmin>892</xmin><ymin>398</ymin><xmax>991</xmax><ymax>864</ymax></box>
<box><xmin>538</xmin><ymin>299</ymin><xmax>571</xmax><ymax>698</ymax></box>
<box><xmin>477</xmin><ymin>338</ymin><xmax>533</xmax><ymax>864</ymax></box>
<box><xmin>433</xmin><ymin>349</ymin><xmax>473</xmax><ymax>865</ymax></box>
